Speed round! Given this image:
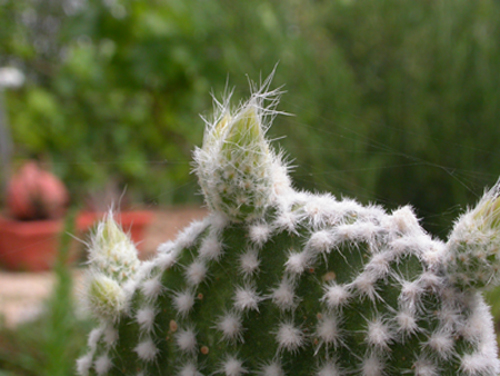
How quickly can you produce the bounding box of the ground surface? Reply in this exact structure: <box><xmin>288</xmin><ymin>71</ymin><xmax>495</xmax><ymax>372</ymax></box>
<box><xmin>0</xmin><ymin>206</ymin><xmax>207</xmax><ymax>327</ymax></box>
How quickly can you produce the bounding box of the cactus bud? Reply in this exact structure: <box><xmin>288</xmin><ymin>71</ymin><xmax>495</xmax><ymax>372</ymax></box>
<box><xmin>446</xmin><ymin>180</ymin><xmax>500</xmax><ymax>289</ymax></box>
<box><xmin>194</xmin><ymin>86</ymin><xmax>289</xmax><ymax>222</ymax></box>
<box><xmin>85</xmin><ymin>274</ymin><xmax>127</xmax><ymax>321</ymax></box>
<box><xmin>88</xmin><ymin>212</ymin><xmax>140</xmax><ymax>283</ymax></box>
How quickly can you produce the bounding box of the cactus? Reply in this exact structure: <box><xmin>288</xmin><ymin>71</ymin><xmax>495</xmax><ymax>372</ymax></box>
<box><xmin>77</xmin><ymin>79</ymin><xmax>500</xmax><ymax>376</ymax></box>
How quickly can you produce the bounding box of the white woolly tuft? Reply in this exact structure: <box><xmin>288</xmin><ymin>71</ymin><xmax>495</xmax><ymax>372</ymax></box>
<box><xmin>322</xmin><ymin>283</ymin><xmax>351</xmax><ymax>309</ymax></box>
<box><xmin>418</xmin><ymin>271</ymin><xmax>444</xmax><ymax>291</ymax></box>
<box><xmin>460</xmin><ymin>297</ymin><xmax>500</xmax><ymax>374</ymax></box>
<box><xmin>136</xmin><ymin>306</ymin><xmax>157</xmax><ymax>333</ymax></box>
<box><xmin>156</xmin><ymin>246</ymin><xmax>177</xmax><ymax>270</ymax></box>
<box><xmin>421</xmin><ymin>243</ymin><xmax>446</xmax><ymax>269</ymax></box>
<box><xmin>317</xmin><ymin>361</ymin><xmax>342</xmax><ymax>376</ymax></box>
<box><xmin>173</xmin><ymin>290</ymin><xmax>196</xmax><ymax>317</ymax></box>
<box><xmin>185</xmin><ymin>260</ymin><xmax>208</xmax><ymax>286</ymax></box>
<box><xmin>308</xmin><ymin>230</ymin><xmax>335</xmax><ymax>254</ymax></box>
<box><xmin>141</xmin><ymin>276</ymin><xmax>163</xmax><ymax>301</ymax></box>
<box><xmin>316</xmin><ymin>315</ymin><xmax>341</xmax><ymax>349</ymax></box>
<box><xmin>337</xmin><ymin>222</ymin><xmax>379</xmax><ymax>245</ymax></box>
<box><xmin>285</xmin><ymin>251</ymin><xmax>310</xmax><ymax>275</ymax></box>
<box><xmin>239</xmin><ymin>250</ymin><xmax>261</xmax><ymax>277</ymax></box>
<box><xmin>220</xmin><ymin>356</ymin><xmax>248</xmax><ymax>376</ymax></box>
<box><xmin>176</xmin><ymin>328</ymin><xmax>198</xmax><ymax>354</ymax></box>
<box><xmin>199</xmin><ymin>236</ymin><xmax>224</xmax><ymax>261</ymax></box>
<box><xmin>274</xmin><ymin>210</ymin><xmax>298</xmax><ymax>233</ymax></box>
<box><xmin>249</xmin><ymin>223</ymin><xmax>272</xmax><ymax>247</ymax></box>
<box><xmin>390</xmin><ymin>234</ymin><xmax>436</xmax><ymax>258</ymax></box>
<box><xmin>271</xmin><ymin>161</ymin><xmax>293</xmax><ymax>198</ymax></box>
<box><xmin>461</xmin><ymin>297</ymin><xmax>493</xmax><ymax>344</ymax></box>
<box><xmin>395</xmin><ymin>309</ymin><xmax>419</xmax><ymax>335</ymax></box>
<box><xmin>413</xmin><ymin>358</ymin><xmax>439</xmax><ymax>376</ymax></box>
<box><xmin>426</xmin><ymin>330</ymin><xmax>454</xmax><ymax>359</ymax></box>
<box><xmin>76</xmin><ymin>354</ymin><xmax>93</xmax><ymax>376</ymax></box>
<box><xmin>461</xmin><ymin>351</ymin><xmax>500</xmax><ymax>376</ymax></box>
<box><xmin>234</xmin><ymin>285</ymin><xmax>261</xmax><ymax>312</ymax></box>
<box><xmin>157</xmin><ymin>240</ymin><xmax>175</xmax><ymax>254</ymax></box>
<box><xmin>336</xmin><ymin>198</ymin><xmax>363</xmax><ymax>219</ymax></box>
<box><xmin>351</xmin><ymin>272</ymin><xmax>380</xmax><ymax>302</ymax></box>
<box><xmin>389</xmin><ymin>206</ymin><xmax>421</xmax><ymax>234</ymax></box>
<box><xmin>216</xmin><ymin>312</ymin><xmax>244</xmax><ymax>342</ymax></box>
<box><xmin>103</xmin><ymin>325</ymin><xmax>118</xmax><ymax>346</ymax></box>
<box><xmin>399</xmin><ymin>279</ymin><xmax>423</xmax><ymax>310</ymax></box>
<box><xmin>209</xmin><ymin>212</ymin><xmax>229</xmax><ymax>232</ymax></box>
<box><xmin>134</xmin><ymin>338</ymin><xmax>159</xmax><ymax>362</ymax></box>
<box><xmin>365</xmin><ymin>252</ymin><xmax>392</xmax><ymax>279</ymax></box>
<box><xmin>335</xmin><ymin>224</ymin><xmax>357</xmax><ymax>242</ymax></box>
<box><xmin>122</xmin><ymin>278</ymin><xmax>138</xmax><ymax>297</ymax></box>
<box><xmin>179</xmin><ymin>363</ymin><xmax>203</xmax><ymax>376</ymax></box>
<box><xmin>361</xmin><ymin>354</ymin><xmax>384</xmax><ymax>376</ymax></box>
<box><xmin>366</xmin><ymin>318</ymin><xmax>393</xmax><ymax>349</ymax></box>
<box><xmin>94</xmin><ymin>354</ymin><xmax>112</xmax><ymax>375</ymax></box>
<box><xmin>133</xmin><ymin>260</ymin><xmax>156</xmax><ymax>284</ymax></box>
<box><xmin>437</xmin><ymin>302</ymin><xmax>462</xmax><ymax>331</ymax></box>
<box><xmin>301</xmin><ymin>193</ymin><xmax>343</xmax><ymax>228</ymax></box>
<box><xmin>259</xmin><ymin>361</ymin><xmax>285</xmax><ymax>376</ymax></box>
<box><xmin>176</xmin><ymin>220</ymin><xmax>208</xmax><ymax>250</ymax></box>
<box><xmin>271</xmin><ymin>278</ymin><xmax>298</xmax><ymax>310</ymax></box>
<box><xmin>87</xmin><ymin>327</ymin><xmax>104</xmax><ymax>350</ymax></box>
<box><xmin>436</xmin><ymin>304</ymin><xmax>460</xmax><ymax>329</ymax></box>
<box><xmin>276</xmin><ymin>322</ymin><xmax>305</xmax><ymax>353</ymax></box>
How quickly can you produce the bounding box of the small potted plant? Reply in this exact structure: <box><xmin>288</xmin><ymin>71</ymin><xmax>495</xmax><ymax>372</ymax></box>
<box><xmin>0</xmin><ymin>161</ymin><xmax>70</xmax><ymax>271</ymax></box>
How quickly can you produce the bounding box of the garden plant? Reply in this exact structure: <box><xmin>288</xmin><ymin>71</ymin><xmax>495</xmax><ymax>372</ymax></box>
<box><xmin>77</xmin><ymin>80</ymin><xmax>500</xmax><ymax>376</ymax></box>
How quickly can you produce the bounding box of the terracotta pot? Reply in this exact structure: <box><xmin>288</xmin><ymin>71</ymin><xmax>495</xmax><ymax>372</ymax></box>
<box><xmin>0</xmin><ymin>216</ymin><xmax>67</xmax><ymax>271</ymax></box>
<box><xmin>76</xmin><ymin>210</ymin><xmax>154</xmax><ymax>250</ymax></box>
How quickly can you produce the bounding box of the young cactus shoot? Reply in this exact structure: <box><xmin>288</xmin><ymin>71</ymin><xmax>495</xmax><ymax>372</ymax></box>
<box><xmin>78</xmin><ymin>79</ymin><xmax>500</xmax><ymax>376</ymax></box>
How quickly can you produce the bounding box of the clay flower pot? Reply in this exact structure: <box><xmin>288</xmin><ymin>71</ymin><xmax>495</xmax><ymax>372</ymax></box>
<box><xmin>0</xmin><ymin>161</ymin><xmax>71</xmax><ymax>271</ymax></box>
<box><xmin>0</xmin><ymin>215</ymin><xmax>65</xmax><ymax>271</ymax></box>
<box><xmin>76</xmin><ymin>210</ymin><xmax>154</xmax><ymax>251</ymax></box>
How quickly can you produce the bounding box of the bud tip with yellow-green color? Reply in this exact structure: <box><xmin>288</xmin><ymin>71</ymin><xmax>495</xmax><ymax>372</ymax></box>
<box><xmin>446</xmin><ymin>179</ymin><xmax>500</xmax><ymax>289</ymax></box>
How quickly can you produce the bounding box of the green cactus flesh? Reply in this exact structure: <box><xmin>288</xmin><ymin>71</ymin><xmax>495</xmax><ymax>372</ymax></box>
<box><xmin>78</xmin><ymin>84</ymin><xmax>500</xmax><ymax>376</ymax></box>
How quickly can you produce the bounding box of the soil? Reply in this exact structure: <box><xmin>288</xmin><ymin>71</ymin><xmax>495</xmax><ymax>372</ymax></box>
<box><xmin>0</xmin><ymin>206</ymin><xmax>207</xmax><ymax>327</ymax></box>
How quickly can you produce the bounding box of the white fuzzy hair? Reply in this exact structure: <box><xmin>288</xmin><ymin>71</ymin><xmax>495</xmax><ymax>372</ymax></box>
<box><xmin>94</xmin><ymin>354</ymin><xmax>112</xmax><ymax>375</ymax></box>
<box><xmin>134</xmin><ymin>338</ymin><xmax>159</xmax><ymax>362</ymax></box>
<box><xmin>173</xmin><ymin>290</ymin><xmax>196</xmax><ymax>317</ymax></box>
<box><xmin>176</xmin><ymin>327</ymin><xmax>198</xmax><ymax>354</ymax></box>
<box><xmin>276</xmin><ymin>322</ymin><xmax>305</xmax><ymax>353</ymax></box>
<box><xmin>271</xmin><ymin>278</ymin><xmax>298</xmax><ymax>311</ymax></box>
<box><xmin>216</xmin><ymin>312</ymin><xmax>244</xmax><ymax>343</ymax></box>
<box><xmin>239</xmin><ymin>250</ymin><xmax>261</xmax><ymax>278</ymax></box>
<box><xmin>233</xmin><ymin>284</ymin><xmax>262</xmax><ymax>312</ymax></box>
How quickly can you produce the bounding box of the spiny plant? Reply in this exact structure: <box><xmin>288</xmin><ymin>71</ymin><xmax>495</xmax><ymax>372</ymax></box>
<box><xmin>77</xmin><ymin>77</ymin><xmax>500</xmax><ymax>376</ymax></box>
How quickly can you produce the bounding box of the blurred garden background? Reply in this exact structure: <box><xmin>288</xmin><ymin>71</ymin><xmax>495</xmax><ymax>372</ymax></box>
<box><xmin>2</xmin><ymin>0</ymin><xmax>500</xmax><ymax>374</ymax></box>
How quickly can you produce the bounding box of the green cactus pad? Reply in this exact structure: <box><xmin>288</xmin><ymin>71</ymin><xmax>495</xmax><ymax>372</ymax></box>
<box><xmin>78</xmin><ymin>84</ymin><xmax>500</xmax><ymax>376</ymax></box>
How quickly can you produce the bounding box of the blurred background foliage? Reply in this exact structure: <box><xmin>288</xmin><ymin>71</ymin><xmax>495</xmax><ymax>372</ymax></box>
<box><xmin>1</xmin><ymin>0</ymin><xmax>500</xmax><ymax>237</ymax></box>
